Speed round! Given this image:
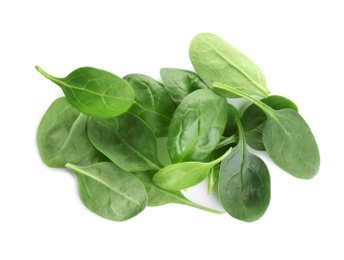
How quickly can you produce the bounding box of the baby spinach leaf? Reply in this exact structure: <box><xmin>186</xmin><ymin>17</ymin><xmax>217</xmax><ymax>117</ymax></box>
<box><xmin>36</xmin><ymin>66</ymin><xmax>135</xmax><ymax>118</ymax></box>
<box><xmin>242</xmin><ymin>95</ymin><xmax>298</xmax><ymax>151</ymax></box>
<box><xmin>160</xmin><ymin>68</ymin><xmax>208</xmax><ymax>104</ymax></box>
<box><xmin>168</xmin><ymin>89</ymin><xmax>227</xmax><ymax>163</ymax></box>
<box><xmin>153</xmin><ymin>148</ymin><xmax>232</xmax><ymax>191</ymax></box>
<box><xmin>37</xmin><ymin>97</ymin><xmax>94</xmax><ymax>168</ymax></box>
<box><xmin>87</xmin><ymin>112</ymin><xmax>163</xmax><ymax>172</ymax></box>
<box><xmin>218</xmin><ymin>117</ymin><xmax>271</xmax><ymax>222</ymax></box>
<box><xmin>214</xmin><ymin>82</ymin><xmax>320</xmax><ymax>179</ymax></box>
<box><xmin>133</xmin><ymin>171</ymin><xmax>223</xmax><ymax>214</ymax></box>
<box><xmin>66</xmin><ymin>162</ymin><xmax>148</xmax><ymax>221</ymax></box>
<box><xmin>189</xmin><ymin>33</ymin><xmax>269</xmax><ymax>97</ymax></box>
<box><xmin>123</xmin><ymin>74</ymin><xmax>176</xmax><ymax>137</ymax></box>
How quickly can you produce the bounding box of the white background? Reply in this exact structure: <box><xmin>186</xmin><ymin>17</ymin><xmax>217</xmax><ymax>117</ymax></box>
<box><xmin>1</xmin><ymin>0</ymin><xmax>343</xmax><ymax>259</ymax></box>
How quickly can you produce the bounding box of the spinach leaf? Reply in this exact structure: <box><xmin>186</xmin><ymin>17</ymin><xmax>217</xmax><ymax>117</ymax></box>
<box><xmin>160</xmin><ymin>68</ymin><xmax>208</xmax><ymax>104</ymax></box>
<box><xmin>167</xmin><ymin>89</ymin><xmax>227</xmax><ymax>163</ymax></box>
<box><xmin>89</xmin><ymin>150</ymin><xmax>110</xmax><ymax>164</ymax></box>
<box><xmin>37</xmin><ymin>97</ymin><xmax>94</xmax><ymax>168</ymax></box>
<box><xmin>218</xmin><ymin>117</ymin><xmax>271</xmax><ymax>222</ymax></box>
<box><xmin>133</xmin><ymin>172</ymin><xmax>223</xmax><ymax>214</ymax></box>
<box><xmin>214</xmin><ymin>82</ymin><xmax>320</xmax><ymax>179</ymax></box>
<box><xmin>36</xmin><ymin>66</ymin><xmax>135</xmax><ymax>118</ymax></box>
<box><xmin>189</xmin><ymin>33</ymin><xmax>269</xmax><ymax>97</ymax></box>
<box><xmin>242</xmin><ymin>95</ymin><xmax>298</xmax><ymax>151</ymax></box>
<box><xmin>66</xmin><ymin>162</ymin><xmax>147</xmax><ymax>221</ymax></box>
<box><xmin>153</xmin><ymin>148</ymin><xmax>232</xmax><ymax>191</ymax></box>
<box><xmin>87</xmin><ymin>112</ymin><xmax>163</xmax><ymax>172</ymax></box>
<box><xmin>123</xmin><ymin>74</ymin><xmax>176</xmax><ymax>137</ymax></box>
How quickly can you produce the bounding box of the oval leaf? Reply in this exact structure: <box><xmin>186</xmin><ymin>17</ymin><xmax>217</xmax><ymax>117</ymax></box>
<box><xmin>88</xmin><ymin>112</ymin><xmax>162</xmax><ymax>172</ymax></box>
<box><xmin>123</xmin><ymin>73</ymin><xmax>176</xmax><ymax>137</ymax></box>
<box><xmin>36</xmin><ymin>66</ymin><xmax>135</xmax><ymax>118</ymax></box>
<box><xmin>242</xmin><ymin>95</ymin><xmax>298</xmax><ymax>150</ymax></box>
<box><xmin>189</xmin><ymin>33</ymin><xmax>269</xmax><ymax>97</ymax></box>
<box><xmin>66</xmin><ymin>162</ymin><xmax>147</xmax><ymax>221</ymax></box>
<box><xmin>218</xmin><ymin>118</ymin><xmax>271</xmax><ymax>222</ymax></box>
<box><xmin>37</xmin><ymin>97</ymin><xmax>94</xmax><ymax>168</ymax></box>
<box><xmin>168</xmin><ymin>89</ymin><xmax>227</xmax><ymax>163</ymax></box>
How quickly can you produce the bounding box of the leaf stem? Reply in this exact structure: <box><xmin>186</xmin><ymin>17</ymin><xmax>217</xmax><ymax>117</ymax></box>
<box><xmin>216</xmin><ymin>133</ymin><xmax>238</xmax><ymax>149</ymax></box>
<box><xmin>213</xmin><ymin>82</ymin><xmax>275</xmax><ymax>118</ymax></box>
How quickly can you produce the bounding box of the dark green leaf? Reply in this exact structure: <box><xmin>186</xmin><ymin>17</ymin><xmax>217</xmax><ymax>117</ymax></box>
<box><xmin>123</xmin><ymin>74</ymin><xmax>176</xmax><ymax>137</ymax></box>
<box><xmin>160</xmin><ymin>68</ymin><xmax>208</xmax><ymax>104</ymax></box>
<box><xmin>218</xmin><ymin>118</ymin><xmax>271</xmax><ymax>222</ymax></box>
<box><xmin>87</xmin><ymin>112</ymin><xmax>163</xmax><ymax>172</ymax></box>
<box><xmin>167</xmin><ymin>89</ymin><xmax>227</xmax><ymax>163</ymax></box>
<box><xmin>189</xmin><ymin>33</ymin><xmax>269</xmax><ymax>97</ymax></box>
<box><xmin>242</xmin><ymin>95</ymin><xmax>298</xmax><ymax>150</ymax></box>
<box><xmin>36</xmin><ymin>66</ymin><xmax>135</xmax><ymax>118</ymax></box>
<box><xmin>66</xmin><ymin>162</ymin><xmax>147</xmax><ymax>221</ymax></box>
<box><xmin>214</xmin><ymin>82</ymin><xmax>320</xmax><ymax>179</ymax></box>
<box><xmin>37</xmin><ymin>97</ymin><xmax>94</xmax><ymax>168</ymax></box>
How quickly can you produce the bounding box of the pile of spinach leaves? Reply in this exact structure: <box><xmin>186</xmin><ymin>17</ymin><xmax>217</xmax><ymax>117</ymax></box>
<box><xmin>36</xmin><ymin>32</ymin><xmax>320</xmax><ymax>222</ymax></box>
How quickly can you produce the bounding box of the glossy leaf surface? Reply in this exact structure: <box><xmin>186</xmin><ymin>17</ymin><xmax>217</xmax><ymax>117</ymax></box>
<box><xmin>160</xmin><ymin>68</ymin><xmax>208</xmax><ymax>104</ymax></box>
<box><xmin>88</xmin><ymin>113</ymin><xmax>162</xmax><ymax>172</ymax></box>
<box><xmin>37</xmin><ymin>97</ymin><xmax>94</xmax><ymax>168</ymax></box>
<box><xmin>167</xmin><ymin>89</ymin><xmax>227</xmax><ymax>163</ymax></box>
<box><xmin>36</xmin><ymin>66</ymin><xmax>135</xmax><ymax>118</ymax></box>
<box><xmin>153</xmin><ymin>148</ymin><xmax>231</xmax><ymax>191</ymax></box>
<box><xmin>123</xmin><ymin>74</ymin><xmax>175</xmax><ymax>137</ymax></box>
<box><xmin>66</xmin><ymin>162</ymin><xmax>147</xmax><ymax>221</ymax></box>
<box><xmin>218</xmin><ymin>118</ymin><xmax>270</xmax><ymax>222</ymax></box>
<box><xmin>214</xmin><ymin>82</ymin><xmax>320</xmax><ymax>179</ymax></box>
<box><xmin>242</xmin><ymin>95</ymin><xmax>298</xmax><ymax>150</ymax></box>
<box><xmin>189</xmin><ymin>33</ymin><xmax>269</xmax><ymax>97</ymax></box>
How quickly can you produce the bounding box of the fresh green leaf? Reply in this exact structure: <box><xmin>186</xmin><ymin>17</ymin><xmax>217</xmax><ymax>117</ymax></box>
<box><xmin>160</xmin><ymin>68</ymin><xmax>208</xmax><ymax>104</ymax></box>
<box><xmin>242</xmin><ymin>95</ymin><xmax>298</xmax><ymax>150</ymax></box>
<box><xmin>90</xmin><ymin>150</ymin><xmax>110</xmax><ymax>164</ymax></box>
<box><xmin>214</xmin><ymin>82</ymin><xmax>320</xmax><ymax>179</ymax></box>
<box><xmin>123</xmin><ymin>74</ymin><xmax>176</xmax><ymax>137</ymax></box>
<box><xmin>37</xmin><ymin>97</ymin><xmax>94</xmax><ymax>168</ymax></box>
<box><xmin>66</xmin><ymin>162</ymin><xmax>148</xmax><ymax>221</ymax></box>
<box><xmin>153</xmin><ymin>148</ymin><xmax>232</xmax><ymax>191</ymax></box>
<box><xmin>87</xmin><ymin>112</ymin><xmax>163</xmax><ymax>172</ymax></box>
<box><xmin>168</xmin><ymin>89</ymin><xmax>227</xmax><ymax>163</ymax></box>
<box><xmin>133</xmin><ymin>171</ymin><xmax>223</xmax><ymax>214</ymax></box>
<box><xmin>36</xmin><ymin>66</ymin><xmax>135</xmax><ymax>118</ymax></box>
<box><xmin>189</xmin><ymin>33</ymin><xmax>269</xmax><ymax>97</ymax></box>
<box><xmin>218</xmin><ymin>117</ymin><xmax>271</xmax><ymax>222</ymax></box>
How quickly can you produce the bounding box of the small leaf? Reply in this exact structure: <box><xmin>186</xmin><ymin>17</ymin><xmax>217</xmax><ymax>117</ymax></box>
<box><xmin>37</xmin><ymin>97</ymin><xmax>94</xmax><ymax>168</ymax></box>
<box><xmin>66</xmin><ymin>162</ymin><xmax>148</xmax><ymax>221</ymax></box>
<box><xmin>36</xmin><ymin>66</ymin><xmax>135</xmax><ymax>118</ymax></box>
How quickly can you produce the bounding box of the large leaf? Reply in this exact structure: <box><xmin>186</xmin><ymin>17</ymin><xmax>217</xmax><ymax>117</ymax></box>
<box><xmin>189</xmin><ymin>33</ymin><xmax>269</xmax><ymax>97</ymax></box>
<box><xmin>37</xmin><ymin>97</ymin><xmax>94</xmax><ymax>168</ymax></box>
<box><xmin>123</xmin><ymin>74</ymin><xmax>176</xmax><ymax>137</ymax></box>
<box><xmin>88</xmin><ymin>113</ymin><xmax>163</xmax><ymax>172</ymax></box>
<box><xmin>36</xmin><ymin>66</ymin><xmax>135</xmax><ymax>118</ymax></box>
<box><xmin>167</xmin><ymin>89</ymin><xmax>227</xmax><ymax>163</ymax></box>
<box><xmin>66</xmin><ymin>162</ymin><xmax>147</xmax><ymax>221</ymax></box>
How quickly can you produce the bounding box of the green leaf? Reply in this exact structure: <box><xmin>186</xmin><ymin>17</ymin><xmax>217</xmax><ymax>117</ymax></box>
<box><xmin>37</xmin><ymin>97</ymin><xmax>94</xmax><ymax>168</ymax></box>
<box><xmin>218</xmin><ymin>118</ymin><xmax>271</xmax><ymax>222</ymax></box>
<box><xmin>160</xmin><ymin>68</ymin><xmax>208</xmax><ymax>104</ymax></box>
<box><xmin>66</xmin><ymin>162</ymin><xmax>147</xmax><ymax>221</ymax></box>
<box><xmin>242</xmin><ymin>95</ymin><xmax>298</xmax><ymax>151</ymax></box>
<box><xmin>167</xmin><ymin>89</ymin><xmax>227</xmax><ymax>163</ymax></box>
<box><xmin>153</xmin><ymin>148</ymin><xmax>232</xmax><ymax>191</ymax></box>
<box><xmin>189</xmin><ymin>33</ymin><xmax>269</xmax><ymax>97</ymax></box>
<box><xmin>36</xmin><ymin>66</ymin><xmax>135</xmax><ymax>118</ymax></box>
<box><xmin>133</xmin><ymin>172</ymin><xmax>223</xmax><ymax>214</ymax></box>
<box><xmin>214</xmin><ymin>82</ymin><xmax>320</xmax><ymax>179</ymax></box>
<box><xmin>123</xmin><ymin>73</ymin><xmax>176</xmax><ymax>137</ymax></box>
<box><xmin>87</xmin><ymin>112</ymin><xmax>163</xmax><ymax>172</ymax></box>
